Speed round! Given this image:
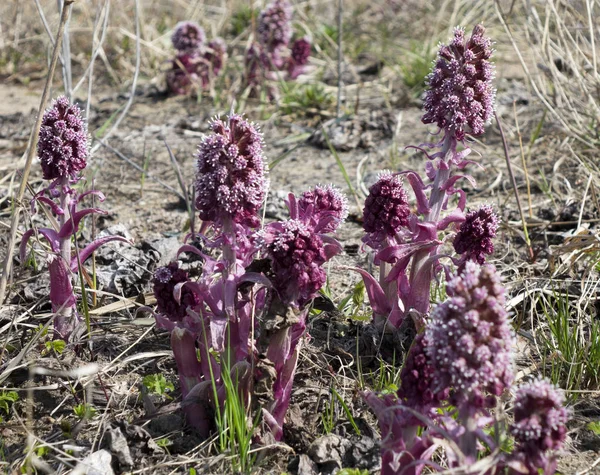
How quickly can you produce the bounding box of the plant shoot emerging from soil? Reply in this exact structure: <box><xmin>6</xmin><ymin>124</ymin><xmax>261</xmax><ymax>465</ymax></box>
<box><xmin>359</xmin><ymin>25</ymin><xmax>567</xmax><ymax>475</ymax></box>
<box><xmin>150</xmin><ymin>114</ymin><xmax>344</xmax><ymax>446</ymax></box>
<box><xmin>20</xmin><ymin>97</ymin><xmax>129</xmax><ymax>340</ymax></box>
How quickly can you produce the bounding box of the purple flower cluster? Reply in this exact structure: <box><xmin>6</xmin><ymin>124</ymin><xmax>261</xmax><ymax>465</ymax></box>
<box><xmin>264</xmin><ymin>219</ymin><xmax>327</xmax><ymax>306</ymax></box>
<box><xmin>245</xmin><ymin>1</ymin><xmax>311</xmax><ymax>92</ymax></box>
<box><xmin>171</xmin><ymin>21</ymin><xmax>206</xmax><ymax>53</ymax></box>
<box><xmin>288</xmin><ymin>37</ymin><xmax>311</xmax><ymax>79</ymax></box>
<box><xmin>153</xmin><ymin>262</ymin><xmax>200</xmax><ymax>322</ymax></box>
<box><xmin>453</xmin><ymin>204</ymin><xmax>499</xmax><ymax>266</ymax></box>
<box><xmin>258</xmin><ymin>0</ymin><xmax>292</xmax><ymax>58</ymax></box>
<box><xmin>167</xmin><ymin>21</ymin><xmax>226</xmax><ymax>95</ymax></box>
<box><xmin>426</xmin><ymin>262</ymin><xmax>514</xmax><ymax>408</ymax></box>
<box><xmin>422</xmin><ymin>24</ymin><xmax>495</xmax><ymax>140</ymax></box>
<box><xmin>38</xmin><ymin>96</ymin><xmax>88</xmax><ymax>180</ymax></box>
<box><xmin>510</xmin><ymin>379</ymin><xmax>568</xmax><ymax>473</ymax></box>
<box><xmin>362</xmin><ymin>173</ymin><xmax>411</xmax><ymax>247</ymax></box>
<box><xmin>195</xmin><ymin>114</ymin><xmax>268</xmax><ymax>228</ymax></box>
<box><xmin>397</xmin><ymin>332</ymin><xmax>449</xmax><ymax>419</ymax></box>
<box><xmin>297</xmin><ymin>184</ymin><xmax>348</xmax><ymax>233</ymax></box>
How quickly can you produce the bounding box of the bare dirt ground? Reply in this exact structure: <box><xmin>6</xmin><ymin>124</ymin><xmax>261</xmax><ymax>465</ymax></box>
<box><xmin>2</xmin><ymin>0</ymin><xmax>600</xmax><ymax>473</ymax></box>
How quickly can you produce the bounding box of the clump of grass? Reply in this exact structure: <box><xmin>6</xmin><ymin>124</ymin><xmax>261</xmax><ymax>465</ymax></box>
<box><xmin>536</xmin><ymin>287</ymin><xmax>600</xmax><ymax>400</ymax></box>
<box><xmin>398</xmin><ymin>41</ymin><xmax>435</xmax><ymax>96</ymax></box>
<box><xmin>214</xmin><ymin>355</ymin><xmax>257</xmax><ymax>473</ymax></box>
<box><xmin>230</xmin><ymin>5</ymin><xmax>259</xmax><ymax>37</ymax></box>
<box><xmin>282</xmin><ymin>83</ymin><xmax>335</xmax><ymax>116</ymax></box>
<box><xmin>498</xmin><ymin>0</ymin><xmax>600</xmax><ymax>149</ymax></box>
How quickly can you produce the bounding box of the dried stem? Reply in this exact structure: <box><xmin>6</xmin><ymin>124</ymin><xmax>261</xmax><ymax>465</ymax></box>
<box><xmin>89</xmin><ymin>0</ymin><xmax>141</xmax><ymax>155</ymax></box>
<box><xmin>513</xmin><ymin>101</ymin><xmax>532</xmax><ymax>218</ymax></box>
<box><xmin>494</xmin><ymin>110</ymin><xmax>534</xmax><ymax>260</ymax></box>
<box><xmin>336</xmin><ymin>0</ymin><xmax>343</xmax><ymax>119</ymax></box>
<box><xmin>0</xmin><ymin>0</ymin><xmax>75</xmax><ymax>306</ymax></box>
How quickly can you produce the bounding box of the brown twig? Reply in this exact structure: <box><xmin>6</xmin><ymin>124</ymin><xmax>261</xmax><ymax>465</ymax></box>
<box><xmin>0</xmin><ymin>0</ymin><xmax>75</xmax><ymax>307</ymax></box>
<box><xmin>336</xmin><ymin>0</ymin><xmax>343</xmax><ymax>119</ymax></box>
<box><xmin>495</xmin><ymin>111</ymin><xmax>534</xmax><ymax>261</ymax></box>
<box><xmin>513</xmin><ymin>101</ymin><xmax>532</xmax><ymax>218</ymax></box>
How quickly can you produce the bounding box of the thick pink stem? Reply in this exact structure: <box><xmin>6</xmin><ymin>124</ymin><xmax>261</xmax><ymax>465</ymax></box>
<box><xmin>54</xmin><ymin>176</ymin><xmax>78</xmax><ymax>338</ymax></box>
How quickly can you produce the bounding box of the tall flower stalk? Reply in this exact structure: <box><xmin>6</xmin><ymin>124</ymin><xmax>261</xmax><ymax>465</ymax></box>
<box><xmin>361</xmin><ymin>25</ymin><xmax>568</xmax><ymax>474</ymax></box>
<box><xmin>21</xmin><ymin>97</ymin><xmax>130</xmax><ymax>339</ymax></box>
<box><xmin>244</xmin><ymin>0</ymin><xmax>312</xmax><ymax>95</ymax></box>
<box><xmin>356</xmin><ymin>25</ymin><xmax>499</xmax><ymax>330</ymax></box>
<box><xmin>150</xmin><ymin>115</ymin><xmax>344</xmax><ymax>441</ymax></box>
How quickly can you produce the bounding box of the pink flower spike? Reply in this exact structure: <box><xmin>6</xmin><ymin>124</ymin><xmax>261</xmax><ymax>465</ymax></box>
<box><xmin>258</xmin><ymin>0</ymin><xmax>292</xmax><ymax>54</ymax></box>
<box><xmin>510</xmin><ymin>378</ymin><xmax>568</xmax><ymax>473</ymax></box>
<box><xmin>153</xmin><ymin>262</ymin><xmax>201</xmax><ymax>322</ymax></box>
<box><xmin>195</xmin><ymin>114</ymin><xmax>268</xmax><ymax>228</ymax></box>
<box><xmin>288</xmin><ymin>37</ymin><xmax>311</xmax><ymax>79</ymax></box>
<box><xmin>422</xmin><ymin>24</ymin><xmax>495</xmax><ymax>140</ymax></box>
<box><xmin>298</xmin><ymin>184</ymin><xmax>348</xmax><ymax>233</ymax></box>
<box><xmin>426</xmin><ymin>262</ymin><xmax>515</xmax><ymax>409</ymax></box>
<box><xmin>263</xmin><ymin>219</ymin><xmax>333</xmax><ymax>306</ymax></box>
<box><xmin>171</xmin><ymin>21</ymin><xmax>206</xmax><ymax>53</ymax></box>
<box><xmin>38</xmin><ymin>96</ymin><xmax>89</xmax><ymax>180</ymax></box>
<box><xmin>453</xmin><ymin>204</ymin><xmax>499</xmax><ymax>266</ymax></box>
<box><xmin>362</xmin><ymin>172</ymin><xmax>411</xmax><ymax>249</ymax></box>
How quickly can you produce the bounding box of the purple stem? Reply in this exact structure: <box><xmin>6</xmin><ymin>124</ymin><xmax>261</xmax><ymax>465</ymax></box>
<box><xmin>55</xmin><ymin>176</ymin><xmax>78</xmax><ymax>338</ymax></box>
<box><xmin>404</xmin><ymin>134</ymin><xmax>456</xmax><ymax>316</ymax></box>
<box><xmin>457</xmin><ymin>404</ymin><xmax>478</xmax><ymax>464</ymax></box>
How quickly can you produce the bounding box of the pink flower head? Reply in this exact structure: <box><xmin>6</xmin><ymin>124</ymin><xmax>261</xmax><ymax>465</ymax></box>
<box><xmin>511</xmin><ymin>379</ymin><xmax>568</xmax><ymax>472</ymax></box>
<box><xmin>172</xmin><ymin>21</ymin><xmax>206</xmax><ymax>53</ymax></box>
<box><xmin>291</xmin><ymin>37</ymin><xmax>311</xmax><ymax>66</ymax></box>
<box><xmin>288</xmin><ymin>37</ymin><xmax>311</xmax><ymax>79</ymax></box>
<box><xmin>426</xmin><ymin>262</ymin><xmax>514</xmax><ymax>409</ymax></box>
<box><xmin>422</xmin><ymin>24</ymin><xmax>495</xmax><ymax>140</ymax></box>
<box><xmin>362</xmin><ymin>172</ymin><xmax>411</xmax><ymax>247</ymax></box>
<box><xmin>153</xmin><ymin>262</ymin><xmax>200</xmax><ymax>322</ymax></box>
<box><xmin>38</xmin><ymin>96</ymin><xmax>88</xmax><ymax>180</ymax></box>
<box><xmin>263</xmin><ymin>219</ymin><xmax>328</xmax><ymax>306</ymax></box>
<box><xmin>453</xmin><ymin>204</ymin><xmax>499</xmax><ymax>265</ymax></box>
<box><xmin>258</xmin><ymin>0</ymin><xmax>292</xmax><ymax>55</ymax></box>
<box><xmin>397</xmin><ymin>332</ymin><xmax>449</xmax><ymax>422</ymax></box>
<box><xmin>298</xmin><ymin>184</ymin><xmax>348</xmax><ymax>233</ymax></box>
<box><xmin>195</xmin><ymin>114</ymin><xmax>268</xmax><ymax>228</ymax></box>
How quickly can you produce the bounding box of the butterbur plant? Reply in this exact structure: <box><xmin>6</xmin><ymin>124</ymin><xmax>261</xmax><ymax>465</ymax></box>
<box><xmin>150</xmin><ymin>115</ymin><xmax>344</xmax><ymax>444</ymax></box>
<box><xmin>360</xmin><ymin>24</ymin><xmax>569</xmax><ymax>475</ymax></box>
<box><xmin>365</xmin><ymin>264</ymin><xmax>567</xmax><ymax>474</ymax></box>
<box><xmin>20</xmin><ymin>97</ymin><xmax>130</xmax><ymax>339</ymax></box>
<box><xmin>167</xmin><ymin>21</ymin><xmax>227</xmax><ymax>95</ymax></box>
<box><xmin>355</xmin><ymin>24</ymin><xmax>499</xmax><ymax>330</ymax></box>
<box><xmin>244</xmin><ymin>0</ymin><xmax>312</xmax><ymax>96</ymax></box>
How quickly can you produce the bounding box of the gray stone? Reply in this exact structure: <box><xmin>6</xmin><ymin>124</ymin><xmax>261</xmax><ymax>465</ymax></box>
<box><xmin>73</xmin><ymin>449</ymin><xmax>114</xmax><ymax>475</ymax></box>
